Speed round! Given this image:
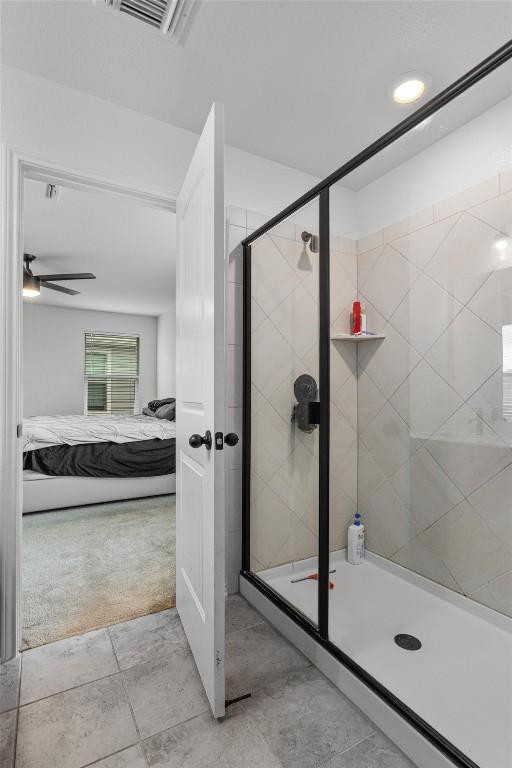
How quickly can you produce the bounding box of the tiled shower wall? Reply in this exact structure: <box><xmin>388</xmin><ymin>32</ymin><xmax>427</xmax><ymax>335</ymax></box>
<box><xmin>357</xmin><ymin>170</ymin><xmax>512</xmax><ymax>618</ymax></box>
<box><xmin>227</xmin><ymin>206</ymin><xmax>358</xmax><ymax>575</ymax></box>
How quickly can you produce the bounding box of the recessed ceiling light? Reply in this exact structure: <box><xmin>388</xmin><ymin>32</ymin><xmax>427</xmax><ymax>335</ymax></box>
<box><xmin>392</xmin><ymin>72</ymin><xmax>430</xmax><ymax>105</ymax></box>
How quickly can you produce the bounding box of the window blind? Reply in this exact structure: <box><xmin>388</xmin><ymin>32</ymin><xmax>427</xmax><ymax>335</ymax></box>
<box><xmin>84</xmin><ymin>332</ymin><xmax>140</xmax><ymax>415</ymax></box>
<box><xmin>503</xmin><ymin>325</ymin><xmax>512</xmax><ymax>422</ymax></box>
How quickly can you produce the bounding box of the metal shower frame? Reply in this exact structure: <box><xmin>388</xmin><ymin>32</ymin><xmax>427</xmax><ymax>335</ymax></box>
<box><xmin>240</xmin><ymin>39</ymin><xmax>512</xmax><ymax>768</ymax></box>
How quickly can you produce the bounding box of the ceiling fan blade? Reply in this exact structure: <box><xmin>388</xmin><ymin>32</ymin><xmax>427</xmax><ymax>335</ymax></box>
<box><xmin>42</xmin><ymin>282</ymin><xmax>80</xmax><ymax>296</ymax></box>
<box><xmin>37</xmin><ymin>273</ymin><xmax>96</xmax><ymax>281</ymax></box>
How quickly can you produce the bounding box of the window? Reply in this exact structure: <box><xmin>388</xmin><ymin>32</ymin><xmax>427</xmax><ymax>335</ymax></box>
<box><xmin>84</xmin><ymin>332</ymin><xmax>140</xmax><ymax>415</ymax></box>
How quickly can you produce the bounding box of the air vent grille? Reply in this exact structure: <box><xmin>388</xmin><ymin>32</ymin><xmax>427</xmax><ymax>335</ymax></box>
<box><xmin>105</xmin><ymin>0</ymin><xmax>190</xmax><ymax>37</ymax></box>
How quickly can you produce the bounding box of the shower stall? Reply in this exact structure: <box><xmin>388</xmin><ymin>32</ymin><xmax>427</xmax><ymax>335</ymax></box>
<box><xmin>239</xmin><ymin>42</ymin><xmax>512</xmax><ymax>768</ymax></box>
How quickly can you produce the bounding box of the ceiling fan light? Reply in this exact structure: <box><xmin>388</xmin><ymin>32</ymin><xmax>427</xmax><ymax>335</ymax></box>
<box><xmin>23</xmin><ymin>274</ymin><xmax>40</xmax><ymax>298</ymax></box>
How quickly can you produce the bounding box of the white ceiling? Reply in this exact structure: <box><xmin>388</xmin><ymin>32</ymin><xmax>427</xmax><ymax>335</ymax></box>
<box><xmin>23</xmin><ymin>179</ymin><xmax>175</xmax><ymax>316</ymax></box>
<box><xmin>3</xmin><ymin>0</ymin><xmax>512</xmax><ymax>180</ymax></box>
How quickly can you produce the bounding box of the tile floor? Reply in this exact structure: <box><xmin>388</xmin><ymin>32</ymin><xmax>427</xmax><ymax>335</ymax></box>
<box><xmin>1</xmin><ymin>595</ymin><xmax>416</xmax><ymax>768</ymax></box>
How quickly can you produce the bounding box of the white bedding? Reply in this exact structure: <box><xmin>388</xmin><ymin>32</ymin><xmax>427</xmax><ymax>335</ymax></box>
<box><xmin>23</xmin><ymin>414</ymin><xmax>176</xmax><ymax>452</ymax></box>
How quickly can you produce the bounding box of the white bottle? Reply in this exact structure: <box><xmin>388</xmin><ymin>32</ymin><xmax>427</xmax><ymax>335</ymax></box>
<box><xmin>347</xmin><ymin>514</ymin><xmax>365</xmax><ymax>565</ymax></box>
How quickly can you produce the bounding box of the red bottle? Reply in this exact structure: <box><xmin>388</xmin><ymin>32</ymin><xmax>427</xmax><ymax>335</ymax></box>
<box><xmin>351</xmin><ymin>301</ymin><xmax>361</xmax><ymax>335</ymax></box>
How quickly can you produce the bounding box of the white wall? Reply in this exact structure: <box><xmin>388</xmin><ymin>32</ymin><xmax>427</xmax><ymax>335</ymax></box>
<box><xmin>2</xmin><ymin>66</ymin><xmax>323</xmax><ymax>220</ymax></box>
<box><xmin>156</xmin><ymin>306</ymin><xmax>176</xmax><ymax>398</ymax></box>
<box><xmin>354</xmin><ymin>94</ymin><xmax>512</xmax><ymax>237</ymax></box>
<box><xmin>23</xmin><ymin>303</ymin><xmax>157</xmax><ymax>417</ymax></box>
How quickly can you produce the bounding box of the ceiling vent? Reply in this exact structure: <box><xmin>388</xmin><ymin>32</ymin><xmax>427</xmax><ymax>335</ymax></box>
<box><xmin>105</xmin><ymin>0</ymin><xmax>192</xmax><ymax>39</ymax></box>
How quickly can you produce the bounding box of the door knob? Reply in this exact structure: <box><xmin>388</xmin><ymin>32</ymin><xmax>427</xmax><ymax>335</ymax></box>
<box><xmin>224</xmin><ymin>432</ymin><xmax>239</xmax><ymax>447</ymax></box>
<box><xmin>189</xmin><ymin>431</ymin><xmax>212</xmax><ymax>450</ymax></box>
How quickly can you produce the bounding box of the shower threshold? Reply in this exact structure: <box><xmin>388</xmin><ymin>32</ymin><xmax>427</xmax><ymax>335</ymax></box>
<box><xmin>255</xmin><ymin>550</ymin><xmax>512</xmax><ymax>768</ymax></box>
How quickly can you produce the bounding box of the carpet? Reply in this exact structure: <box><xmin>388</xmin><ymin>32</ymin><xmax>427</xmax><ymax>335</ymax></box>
<box><xmin>22</xmin><ymin>494</ymin><xmax>176</xmax><ymax>649</ymax></box>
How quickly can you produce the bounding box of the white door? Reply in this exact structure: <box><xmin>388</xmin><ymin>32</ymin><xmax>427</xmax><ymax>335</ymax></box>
<box><xmin>175</xmin><ymin>103</ymin><xmax>227</xmax><ymax>718</ymax></box>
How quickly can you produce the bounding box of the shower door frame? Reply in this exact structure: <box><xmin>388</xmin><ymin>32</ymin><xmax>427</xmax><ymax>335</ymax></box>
<box><xmin>241</xmin><ymin>38</ymin><xmax>512</xmax><ymax>768</ymax></box>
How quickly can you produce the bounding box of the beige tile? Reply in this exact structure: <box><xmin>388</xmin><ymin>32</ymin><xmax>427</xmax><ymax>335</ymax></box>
<box><xmin>390</xmin><ymin>273</ymin><xmax>462</xmax><ymax>356</ymax></box>
<box><xmin>251</xmin><ymin>235</ymin><xmax>301</xmax><ymax>316</ymax></box>
<box><xmin>362</xmin><ymin>402</ymin><xmax>416</xmax><ymax>479</ymax></box>
<box><xmin>360</xmin><ymin>246</ymin><xmax>419</xmax><ymax>320</ymax></box>
<box><xmin>383</xmin><ymin>206</ymin><xmax>433</xmax><ymax>244</ymax></box>
<box><xmin>468</xmin><ymin>268</ymin><xmax>512</xmax><ymax>333</ymax></box>
<box><xmin>434</xmin><ymin>176</ymin><xmax>499</xmax><ymax>221</ymax></box>
<box><xmin>251</xmin><ymin>401</ymin><xmax>294</xmax><ymax>483</ymax></box>
<box><xmin>425</xmin><ymin>213</ymin><xmax>501</xmax><ymax>304</ymax></box>
<box><xmin>425</xmin><ymin>403</ymin><xmax>512</xmax><ymax>497</ymax></box>
<box><xmin>246</xmin><ymin>209</ymin><xmax>269</xmax><ymax>231</ymax></box>
<box><xmin>469</xmin><ymin>368</ymin><xmax>512</xmax><ymax>449</ymax></box>
<box><xmin>391</xmin><ymin>214</ymin><xmax>458</xmax><ymax>270</ymax></box>
<box><xmin>390</xmin><ymin>360</ymin><xmax>463</xmax><ymax>439</ymax></box>
<box><xmin>359</xmin><ymin>323</ymin><xmax>421</xmax><ymax>400</ymax></box>
<box><xmin>251</xmin><ymin>317</ymin><xmax>298</xmax><ymax>399</ymax></box>
<box><xmin>357</xmin><ymin>229</ymin><xmax>383</xmax><ymax>254</ymax></box>
<box><xmin>468</xmin><ymin>463</ymin><xmax>512</xmax><ymax>554</ymax></box>
<box><xmin>270</xmin><ymin>284</ymin><xmax>319</xmax><ymax>359</ymax></box>
<box><xmin>362</xmin><ymin>480</ymin><xmax>418</xmax><ymax>558</ymax></box>
<box><xmin>470</xmin><ymin>570</ymin><xmax>512</xmax><ymax>618</ymax></box>
<box><xmin>426</xmin><ymin>307</ymin><xmax>502</xmax><ymax>400</ymax></box>
<box><xmin>392</xmin><ymin>535</ymin><xmax>460</xmax><ymax>592</ymax></box>
<box><xmin>250</xmin><ymin>485</ymin><xmax>293</xmax><ymax>567</ymax></box>
<box><xmin>357</xmin><ymin>244</ymin><xmax>384</xmax><ymax>289</ymax></box>
<box><xmin>469</xmin><ymin>189</ymin><xmax>512</xmax><ymax>237</ymax></box>
<box><xmin>424</xmin><ymin>500</ymin><xmax>512</xmax><ymax>594</ymax></box>
<box><xmin>357</xmin><ymin>371</ymin><xmax>386</xmax><ymax>433</ymax></box>
<box><xmin>357</xmin><ymin>443</ymin><xmax>388</xmax><ymax>505</ymax></box>
<box><xmin>335</xmin><ymin>236</ymin><xmax>358</xmax><ymax>256</ymax></box>
<box><xmin>389</xmin><ymin>447</ymin><xmax>463</xmax><ymax>531</ymax></box>
<box><xmin>269</xmin><ymin>441</ymin><xmax>319</xmax><ymax>534</ymax></box>
<box><xmin>332</xmin><ymin>375</ymin><xmax>357</xmax><ymax>432</ymax></box>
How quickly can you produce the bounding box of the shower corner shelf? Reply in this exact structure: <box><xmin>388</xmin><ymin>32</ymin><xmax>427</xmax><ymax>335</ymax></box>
<box><xmin>331</xmin><ymin>333</ymin><xmax>386</xmax><ymax>342</ymax></box>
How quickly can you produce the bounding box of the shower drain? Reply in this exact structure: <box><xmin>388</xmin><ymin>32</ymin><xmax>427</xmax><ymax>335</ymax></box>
<box><xmin>394</xmin><ymin>634</ymin><xmax>422</xmax><ymax>651</ymax></box>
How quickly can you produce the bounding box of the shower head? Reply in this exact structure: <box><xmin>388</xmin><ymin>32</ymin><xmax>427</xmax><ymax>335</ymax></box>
<box><xmin>301</xmin><ymin>231</ymin><xmax>319</xmax><ymax>253</ymax></box>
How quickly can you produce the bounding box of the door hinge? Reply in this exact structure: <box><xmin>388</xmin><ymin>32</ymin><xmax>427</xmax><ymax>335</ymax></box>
<box><xmin>17</xmin><ymin>423</ymin><xmax>22</xmax><ymax>438</ymax></box>
<box><xmin>216</xmin><ymin>649</ymin><xmax>223</xmax><ymax>666</ymax></box>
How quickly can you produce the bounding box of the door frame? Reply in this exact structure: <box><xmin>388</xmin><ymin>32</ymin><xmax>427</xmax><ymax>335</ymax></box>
<box><xmin>0</xmin><ymin>148</ymin><xmax>176</xmax><ymax>662</ymax></box>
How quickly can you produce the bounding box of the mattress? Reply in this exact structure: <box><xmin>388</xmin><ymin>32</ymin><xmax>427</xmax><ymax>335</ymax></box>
<box><xmin>22</xmin><ymin>413</ymin><xmax>176</xmax><ymax>452</ymax></box>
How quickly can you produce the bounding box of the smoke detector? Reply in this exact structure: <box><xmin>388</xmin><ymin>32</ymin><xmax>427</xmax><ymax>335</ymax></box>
<box><xmin>104</xmin><ymin>0</ymin><xmax>193</xmax><ymax>40</ymax></box>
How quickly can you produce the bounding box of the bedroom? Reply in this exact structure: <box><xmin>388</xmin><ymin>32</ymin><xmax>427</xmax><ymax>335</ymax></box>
<box><xmin>21</xmin><ymin>176</ymin><xmax>177</xmax><ymax>649</ymax></box>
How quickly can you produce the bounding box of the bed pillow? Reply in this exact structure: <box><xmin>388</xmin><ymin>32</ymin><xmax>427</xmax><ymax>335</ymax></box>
<box><xmin>155</xmin><ymin>403</ymin><xmax>175</xmax><ymax>421</ymax></box>
<box><xmin>142</xmin><ymin>406</ymin><xmax>156</xmax><ymax>418</ymax></box>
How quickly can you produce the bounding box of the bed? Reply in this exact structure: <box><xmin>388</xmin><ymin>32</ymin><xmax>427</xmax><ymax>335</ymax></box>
<box><xmin>22</xmin><ymin>413</ymin><xmax>176</xmax><ymax>513</ymax></box>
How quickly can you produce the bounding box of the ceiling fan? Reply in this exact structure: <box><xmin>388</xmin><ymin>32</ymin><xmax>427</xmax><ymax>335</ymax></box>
<box><xmin>23</xmin><ymin>254</ymin><xmax>96</xmax><ymax>298</ymax></box>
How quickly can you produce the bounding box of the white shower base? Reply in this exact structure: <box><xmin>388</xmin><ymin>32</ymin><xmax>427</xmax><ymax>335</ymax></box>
<box><xmin>257</xmin><ymin>550</ymin><xmax>512</xmax><ymax>768</ymax></box>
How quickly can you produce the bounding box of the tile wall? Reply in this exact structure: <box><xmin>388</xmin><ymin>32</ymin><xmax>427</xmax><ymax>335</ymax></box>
<box><xmin>228</xmin><ymin>169</ymin><xmax>512</xmax><ymax>620</ymax></box>
<box><xmin>357</xmin><ymin>170</ymin><xmax>512</xmax><ymax>618</ymax></box>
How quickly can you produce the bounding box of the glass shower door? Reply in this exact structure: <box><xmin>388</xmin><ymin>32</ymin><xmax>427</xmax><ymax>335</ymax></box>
<box><xmin>247</xmin><ymin>199</ymin><xmax>321</xmax><ymax>625</ymax></box>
